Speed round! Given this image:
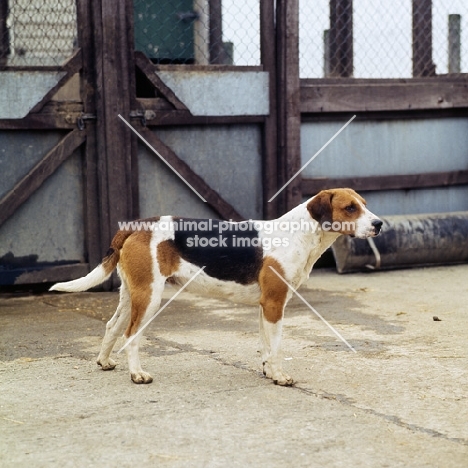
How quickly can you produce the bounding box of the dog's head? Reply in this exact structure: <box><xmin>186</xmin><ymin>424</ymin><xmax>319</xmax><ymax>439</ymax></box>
<box><xmin>307</xmin><ymin>188</ymin><xmax>382</xmax><ymax>239</ymax></box>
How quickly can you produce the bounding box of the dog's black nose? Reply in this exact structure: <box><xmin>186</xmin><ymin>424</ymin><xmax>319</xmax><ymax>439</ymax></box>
<box><xmin>372</xmin><ymin>219</ymin><xmax>383</xmax><ymax>234</ymax></box>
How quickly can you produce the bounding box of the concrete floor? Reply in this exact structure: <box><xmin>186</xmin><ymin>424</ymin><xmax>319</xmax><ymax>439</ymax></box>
<box><xmin>1</xmin><ymin>265</ymin><xmax>468</xmax><ymax>467</ymax></box>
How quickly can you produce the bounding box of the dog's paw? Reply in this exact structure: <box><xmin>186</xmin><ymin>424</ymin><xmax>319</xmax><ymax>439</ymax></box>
<box><xmin>263</xmin><ymin>362</ymin><xmax>294</xmax><ymax>386</ymax></box>
<box><xmin>131</xmin><ymin>371</ymin><xmax>153</xmax><ymax>384</ymax></box>
<box><xmin>273</xmin><ymin>373</ymin><xmax>295</xmax><ymax>387</ymax></box>
<box><xmin>97</xmin><ymin>358</ymin><xmax>117</xmax><ymax>371</ymax></box>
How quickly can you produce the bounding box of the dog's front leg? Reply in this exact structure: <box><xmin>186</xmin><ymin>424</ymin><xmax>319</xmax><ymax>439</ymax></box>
<box><xmin>259</xmin><ymin>307</ymin><xmax>294</xmax><ymax>386</ymax></box>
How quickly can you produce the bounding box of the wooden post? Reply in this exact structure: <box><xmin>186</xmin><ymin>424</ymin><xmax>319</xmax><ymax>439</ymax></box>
<box><xmin>209</xmin><ymin>0</ymin><xmax>225</xmax><ymax>64</ymax></box>
<box><xmin>194</xmin><ymin>0</ymin><xmax>209</xmax><ymax>65</ymax></box>
<box><xmin>412</xmin><ymin>0</ymin><xmax>435</xmax><ymax>77</ymax></box>
<box><xmin>329</xmin><ymin>0</ymin><xmax>353</xmax><ymax>77</ymax></box>
<box><xmin>323</xmin><ymin>29</ymin><xmax>331</xmax><ymax>77</ymax></box>
<box><xmin>260</xmin><ymin>0</ymin><xmax>278</xmax><ymax>218</ymax></box>
<box><xmin>75</xmin><ymin>0</ymin><xmax>101</xmax><ymax>269</ymax></box>
<box><xmin>81</xmin><ymin>0</ymin><xmax>136</xmax><ymax>285</ymax></box>
<box><xmin>0</xmin><ymin>0</ymin><xmax>9</xmax><ymax>65</ymax></box>
<box><xmin>448</xmin><ymin>14</ymin><xmax>461</xmax><ymax>74</ymax></box>
<box><xmin>276</xmin><ymin>0</ymin><xmax>301</xmax><ymax>213</ymax></box>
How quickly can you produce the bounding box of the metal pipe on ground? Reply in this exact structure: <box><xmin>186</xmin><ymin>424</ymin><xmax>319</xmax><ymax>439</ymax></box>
<box><xmin>332</xmin><ymin>212</ymin><xmax>468</xmax><ymax>273</ymax></box>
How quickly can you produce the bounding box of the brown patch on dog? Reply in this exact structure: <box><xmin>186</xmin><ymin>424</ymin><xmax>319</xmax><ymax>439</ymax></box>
<box><xmin>157</xmin><ymin>240</ymin><xmax>181</xmax><ymax>277</ymax></box>
<box><xmin>118</xmin><ymin>231</ymin><xmax>154</xmax><ymax>338</ymax></box>
<box><xmin>99</xmin><ymin>217</ymin><xmax>162</xmax><ymax>278</ymax></box>
<box><xmin>259</xmin><ymin>257</ymin><xmax>289</xmax><ymax>323</ymax></box>
<box><xmin>307</xmin><ymin>188</ymin><xmax>366</xmax><ymax>235</ymax></box>
<box><xmin>99</xmin><ymin>230</ymin><xmax>135</xmax><ymax>277</ymax></box>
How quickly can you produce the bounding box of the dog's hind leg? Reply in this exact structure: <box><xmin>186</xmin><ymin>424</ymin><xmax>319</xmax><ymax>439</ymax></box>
<box><xmin>124</xmin><ymin>278</ymin><xmax>166</xmax><ymax>384</ymax></box>
<box><xmin>97</xmin><ymin>279</ymin><xmax>131</xmax><ymax>370</ymax></box>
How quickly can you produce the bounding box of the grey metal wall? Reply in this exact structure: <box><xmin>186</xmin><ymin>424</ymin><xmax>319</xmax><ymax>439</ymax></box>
<box><xmin>138</xmin><ymin>124</ymin><xmax>264</xmax><ymax>221</ymax></box>
<box><xmin>0</xmin><ymin>131</ymin><xmax>84</xmax><ymax>264</ymax></box>
<box><xmin>301</xmin><ymin>117</ymin><xmax>468</xmax><ymax>215</ymax></box>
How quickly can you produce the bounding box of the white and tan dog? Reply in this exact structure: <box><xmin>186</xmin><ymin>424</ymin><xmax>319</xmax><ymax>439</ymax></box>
<box><xmin>50</xmin><ymin>188</ymin><xmax>382</xmax><ymax>386</ymax></box>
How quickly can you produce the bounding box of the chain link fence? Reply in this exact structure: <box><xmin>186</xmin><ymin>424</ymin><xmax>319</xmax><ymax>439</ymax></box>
<box><xmin>133</xmin><ymin>0</ymin><xmax>260</xmax><ymax>66</ymax></box>
<box><xmin>0</xmin><ymin>0</ymin><xmax>77</xmax><ymax>67</ymax></box>
<box><xmin>300</xmin><ymin>0</ymin><xmax>468</xmax><ymax>79</ymax></box>
<box><xmin>3</xmin><ymin>0</ymin><xmax>463</xmax><ymax>78</ymax></box>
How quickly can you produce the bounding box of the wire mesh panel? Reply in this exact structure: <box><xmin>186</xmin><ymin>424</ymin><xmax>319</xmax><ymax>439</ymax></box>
<box><xmin>300</xmin><ymin>0</ymin><xmax>468</xmax><ymax>79</ymax></box>
<box><xmin>133</xmin><ymin>0</ymin><xmax>260</xmax><ymax>66</ymax></box>
<box><xmin>0</xmin><ymin>0</ymin><xmax>77</xmax><ymax>67</ymax></box>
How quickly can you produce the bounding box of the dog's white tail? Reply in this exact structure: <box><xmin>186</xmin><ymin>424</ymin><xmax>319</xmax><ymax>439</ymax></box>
<box><xmin>49</xmin><ymin>230</ymin><xmax>133</xmax><ymax>293</ymax></box>
<box><xmin>49</xmin><ymin>263</ymin><xmax>113</xmax><ymax>292</ymax></box>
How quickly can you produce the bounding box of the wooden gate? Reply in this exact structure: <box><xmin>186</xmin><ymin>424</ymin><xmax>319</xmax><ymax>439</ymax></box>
<box><xmin>0</xmin><ymin>0</ymin><xmax>296</xmax><ymax>286</ymax></box>
<box><xmin>3</xmin><ymin>0</ymin><xmax>466</xmax><ymax>286</ymax></box>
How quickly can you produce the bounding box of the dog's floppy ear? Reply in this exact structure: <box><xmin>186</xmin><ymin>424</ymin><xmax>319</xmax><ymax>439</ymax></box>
<box><xmin>307</xmin><ymin>190</ymin><xmax>333</xmax><ymax>223</ymax></box>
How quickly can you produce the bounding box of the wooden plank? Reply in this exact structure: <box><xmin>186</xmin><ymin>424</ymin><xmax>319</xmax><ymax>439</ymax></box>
<box><xmin>300</xmin><ymin>80</ymin><xmax>468</xmax><ymax>113</ymax></box>
<box><xmin>0</xmin><ymin>101</ymin><xmax>82</xmax><ymax>129</ymax></box>
<box><xmin>124</xmin><ymin>0</ymin><xmax>140</xmax><ymax>221</ymax></box>
<box><xmin>260</xmin><ymin>0</ymin><xmax>278</xmax><ymax>219</ymax></box>
<box><xmin>94</xmin><ymin>0</ymin><xmax>135</xmax><ymax>255</ymax></box>
<box><xmin>12</xmin><ymin>263</ymin><xmax>90</xmax><ymax>285</ymax></box>
<box><xmin>0</xmin><ymin>129</ymin><xmax>86</xmax><ymax>228</ymax></box>
<box><xmin>154</xmin><ymin>64</ymin><xmax>264</xmax><ymax>73</ymax></box>
<box><xmin>137</xmin><ymin>105</ymin><xmax>264</xmax><ymax>126</ymax></box>
<box><xmin>76</xmin><ymin>0</ymin><xmax>102</xmax><ymax>268</ymax></box>
<box><xmin>138</xmin><ymin>126</ymin><xmax>244</xmax><ymax>221</ymax></box>
<box><xmin>276</xmin><ymin>0</ymin><xmax>302</xmax><ymax>212</ymax></box>
<box><xmin>134</xmin><ymin>51</ymin><xmax>190</xmax><ymax>111</ymax></box>
<box><xmin>302</xmin><ymin>170</ymin><xmax>468</xmax><ymax>195</ymax></box>
<box><xmin>28</xmin><ymin>48</ymin><xmax>83</xmax><ymax>114</ymax></box>
<box><xmin>88</xmin><ymin>0</ymin><xmax>137</xmax><ymax>288</ymax></box>
<box><xmin>135</xmin><ymin>97</ymin><xmax>174</xmax><ymax>112</ymax></box>
<box><xmin>412</xmin><ymin>0</ymin><xmax>435</xmax><ymax>77</ymax></box>
<box><xmin>89</xmin><ymin>0</ymin><xmax>111</xmax><ymax>260</ymax></box>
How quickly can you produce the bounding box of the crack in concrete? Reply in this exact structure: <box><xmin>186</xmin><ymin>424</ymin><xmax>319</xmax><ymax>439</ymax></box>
<box><xmin>155</xmin><ymin>336</ymin><xmax>468</xmax><ymax>447</ymax></box>
<box><xmin>295</xmin><ymin>385</ymin><xmax>468</xmax><ymax>447</ymax></box>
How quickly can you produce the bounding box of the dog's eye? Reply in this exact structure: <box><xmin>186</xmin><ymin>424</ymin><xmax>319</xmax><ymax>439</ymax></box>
<box><xmin>345</xmin><ymin>204</ymin><xmax>356</xmax><ymax>213</ymax></box>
